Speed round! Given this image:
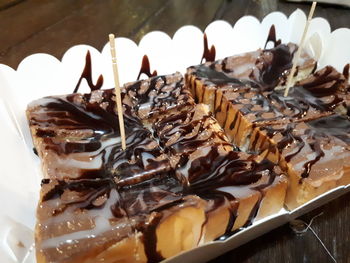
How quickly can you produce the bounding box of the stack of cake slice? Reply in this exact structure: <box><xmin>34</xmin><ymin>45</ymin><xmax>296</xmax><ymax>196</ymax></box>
<box><xmin>123</xmin><ymin>73</ymin><xmax>287</xmax><ymax>256</ymax></box>
<box><xmin>27</xmin><ymin>88</ymin><xmax>182</xmax><ymax>262</ymax></box>
<box><xmin>28</xmin><ymin>71</ymin><xmax>287</xmax><ymax>262</ymax></box>
<box><xmin>186</xmin><ymin>43</ymin><xmax>350</xmax><ymax>209</ymax></box>
<box><xmin>27</xmin><ymin>39</ymin><xmax>350</xmax><ymax>262</ymax></box>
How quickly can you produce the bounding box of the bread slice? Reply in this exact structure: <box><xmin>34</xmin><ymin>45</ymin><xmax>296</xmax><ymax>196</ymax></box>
<box><xmin>185</xmin><ymin>45</ymin><xmax>350</xmax><ymax>212</ymax></box>
<box><xmin>253</xmin><ymin>115</ymin><xmax>350</xmax><ymax>209</ymax></box>
<box><xmin>123</xmin><ymin>72</ymin><xmax>195</xmax><ymax>121</ymax></box>
<box><xmin>26</xmin><ymin>90</ymin><xmax>172</xmax><ymax>183</ymax></box>
<box><xmin>29</xmin><ymin>71</ymin><xmax>288</xmax><ymax>262</ymax></box>
<box><xmin>36</xmin><ymin>179</ymin><xmax>141</xmax><ymax>263</ymax></box>
<box><xmin>150</xmin><ymin>103</ymin><xmax>287</xmax><ymax>241</ymax></box>
<box><xmin>186</xmin><ymin>44</ymin><xmax>317</xmax><ymax>150</ymax></box>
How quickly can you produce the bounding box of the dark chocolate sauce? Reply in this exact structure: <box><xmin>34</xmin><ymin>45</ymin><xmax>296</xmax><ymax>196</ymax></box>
<box><xmin>258</xmin><ymin>44</ymin><xmax>294</xmax><ymax>89</ymax></box>
<box><xmin>193</xmin><ymin>44</ymin><xmax>295</xmax><ymax>91</ymax></box>
<box><xmin>125</xmin><ymin>73</ymin><xmax>192</xmax><ymax>119</ymax></box>
<box><xmin>137</xmin><ymin>55</ymin><xmax>158</xmax><ymax>80</ymax></box>
<box><xmin>193</xmin><ymin>64</ymin><xmax>259</xmax><ymax>88</ymax></box>
<box><xmin>73</xmin><ymin>51</ymin><xmax>103</xmax><ymax>93</ymax></box>
<box><xmin>141</xmin><ymin>214</ymin><xmax>165</xmax><ymax>263</ymax></box>
<box><xmin>300</xmin><ymin>133</ymin><xmax>325</xmax><ymax>178</ymax></box>
<box><xmin>154</xmin><ymin>109</ymin><xmax>228</xmax><ymax>155</ymax></box>
<box><xmin>32</xmin><ymin>147</ymin><xmax>38</xmax><ymax>155</ymax></box>
<box><xmin>262</xmin><ymin>124</ymin><xmax>305</xmax><ymax>163</ymax></box>
<box><xmin>259</xmin><ymin>114</ymin><xmax>350</xmax><ymax>180</ymax></box>
<box><xmin>41</xmin><ymin>178</ymin><xmax>113</xmax><ymax>207</ymax></box>
<box><xmin>264</xmin><ymin>25</ymin><xmax>281</xmax><ymax>49</ymax></box>
<box><xmin>267</xmin><ymin>87</ymin><xmax>336</xmax><ymax>119</ymax></box>
<box><xmin>343</xmin><ymin>64</ymin><xmax>349</xmax><ymax>81</ymax></box>
<box><xmin>308</xmin><ymin>115</ymin><xmax>350</xmax><ymax>144</ymax></box>
<box><xmin>299</xmin><ymin>66</ymin><xmax>346</xmax><ymax>96</ymax></box>
<box><xmin>201</xmin><ymin>33</ymin><xmax>216</xmax><ymax>63</ymax></box>
<box><xmin>187</xmin><ymin>148</ymin><xmax>270</xmax><ymax>190</ymax></box>
<box><xmin>243</xmin><ymin>196</ymin><xmax>262</xmax><ymax>228</ymax></box>
<box><xmin>200</xmin><ymin>191</ymin><xmax>238</xmax><ymax>237</ymax></box>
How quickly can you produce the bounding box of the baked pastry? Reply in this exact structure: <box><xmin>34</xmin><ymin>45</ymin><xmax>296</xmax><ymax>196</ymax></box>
<box><xmin>27</xmin><ymin>90</ymin><xmax>172</xmax><ymax>182</ymax></box>
<box><xmin>26</xmin><ymin>30</ymin><xmax>349</xmax><ymax>261</ymax></box>
<box><xmin>185</xmin><ymin>44</ymin><xmax>350</xmax><ymax>211</ymax></box>
<box><xmin>28</xmin><ymin>72</ymin><xmax>287</xmax><ymax>262</ymax></box>
<box><xmin>123</xmin><ymin>73</ymin><xmax>287</xmax><ymax>242</ymax></box>
<box><xmin>186</xmin><ymin>43</ymin><xmax>317</xmax><ymax>149</ymax></box>
<box><xmin>252</xmin><ymin>115</ymin><xmax>350</xmax><ymax>209</ymax></box>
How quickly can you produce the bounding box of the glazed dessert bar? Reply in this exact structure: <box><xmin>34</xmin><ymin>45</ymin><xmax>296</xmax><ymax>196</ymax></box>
<box><xmin>122</xmin><ymin>72</ymin><xmax>195</xmax><ymax>121</ymax></box>
<box><xmin>186</xmin><ymin>43</ymin><xmax>350</xmax><ymax>210</ymax></box>
<box><xmin>27</xmin><ymin>90</ymin><xmax>172</xmax><ymax>182</ymax></box>
<box><xmin>123</xmin><ymin>76</ymin><xmax>287</xmax><ymax>234</ymax></box>
<box><xmin>27</xmin><ymin>88</ymin><xmax>184</xmax><ymax>262</ymax></box>
<box><xmin>27</xmin><ymin>32</ymin><xmax>350</xmax><ymax>261</ymax></box>
<box><xmin>186</xmin><ymin>43</ymin><xmax>317</xmax><ymax>149</ymax></box>
<box><xmin>28</xmin><ymin>88</ymin><xmax>207</xmax><ymax>262</ymax></box>
<box><xmin>252</xmin><ymin>115</ymin><xmax>350</xmax><ymax>208</ymax></box>
<box><xmin>28</xmin><ymin>72</ymin><xmax>287</xmax><ymax>262</ymax></box>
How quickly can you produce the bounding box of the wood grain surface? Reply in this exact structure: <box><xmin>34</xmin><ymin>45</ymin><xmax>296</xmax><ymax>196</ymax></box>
<box><xmin>1</xmin><ymin>0</ymin><xmax>349</xmax><ymax>262</ymax></box>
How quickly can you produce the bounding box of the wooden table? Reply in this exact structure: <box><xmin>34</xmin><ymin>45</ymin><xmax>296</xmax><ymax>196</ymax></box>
<box><xmin>1</xmin><ymin>0</ymin><xmax>349</xmax><ymax>262</ymax></box>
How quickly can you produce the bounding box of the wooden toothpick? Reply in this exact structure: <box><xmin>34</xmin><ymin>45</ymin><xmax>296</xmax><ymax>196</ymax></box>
<box><xmin>284</xmin><ymin>1</ymin><xmax>317</xmax><ymax>97</ymax></box>
<box><xmin>109</xmin><ymin>34</ymin><xmax>126</xmax><ymax>150</ymax></box>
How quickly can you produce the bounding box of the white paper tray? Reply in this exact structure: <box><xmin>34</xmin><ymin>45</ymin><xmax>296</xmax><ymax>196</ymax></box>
<box><xmin>0</xmin><ymin>9</ymin><xmax>350</xmax><ymax>263</ymax></box>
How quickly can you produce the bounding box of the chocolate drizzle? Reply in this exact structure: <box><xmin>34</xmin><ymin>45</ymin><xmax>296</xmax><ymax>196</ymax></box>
<box><xmin>298</xmin><ymin>65</ymin><xmax>348</xmax><ymax>96</ymax></box>
<box><xmin>124</xmin><ymin>73</ymin><xmax>194</xmax><ymax>120</ymax></box>
<box><xmin>193</xmin><ymin>64</ymin><xmax>258</xmax><ymax>88</ymax></box>
<box><xmin>343</xmin><ymin>64</ymin><xmax>349</xmax><ymax>81</ymax></box>
<box><xmin>186</xmin><ymin>149</ymin><xmax>271</xmax><ymax>191</ymax></box>
<box><xmin>257</xmin><ymin>44</ymin><xmax>294</xmax><ymax>89</ymax></box>
<box><xmin>191</xmin><ymin>43</ymin><xmax>296</xmax><ymax>91</ymax></box>
<box><xmin>259</xmin><ymin>114</ymin><xmax>350</xmax><ymax>180</ymax></box>
<box><xmin>201</xmin><ymin>33</ymin><xmax>216</xmax><ymax>63</ymax></box>
<box><xmin>142</xmin><ymin>214</ymin><xmax>164</xmax><ymax>263</ymax></box>
<box><xmin>308</xmin><ymin>115</ymin><xmax>350</xmax><ymax>144</ymax></box>
<box><xmin>137</xmin><ymin>55</ymin><xmax>158</xmax><ymax>80</ymax></box>
<box><xmin>73</xmin><ymin>51</ymin><xmax>103</xmax><ymax>93</ymax></box>
<box><xmin>153</xmin><ymin>108</ymin><xmax>228</xmax><ymax>155</ymax></box>
<box><xmin>30</xmin><ymin>33</ymin><xmax>349</xmax><ymax>261</ymax></box>
<box><xmin>264</xmin><ymin>25</ymin><xmax>282</xmax><ymax>48</ymax></box>
<box><xmin>41</xmin><ymin>178</ymin><xmax>113</xmax><ymax>206</ymax></box>
<box><xmin>300</xmin><ymin>132</ymin><xmax>325</xmax><ymax>178</ymax></box>
<box><xmin>267</xmin><ymin>87</ymin><xmax>334</xmax><ymax>119</ymax></box>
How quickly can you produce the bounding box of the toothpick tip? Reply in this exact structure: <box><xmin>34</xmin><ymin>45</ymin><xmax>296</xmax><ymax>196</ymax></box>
<box><xmin>109</xmin><ymin>34</ymin><xmax>115</xmax><ymax>41</ymax></box>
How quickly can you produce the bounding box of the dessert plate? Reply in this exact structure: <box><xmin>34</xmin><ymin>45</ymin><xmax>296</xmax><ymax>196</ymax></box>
<box><xmin>0</xmin><ymin>9</ymin><xmax>350</xmax><ymax>263</ymax></box>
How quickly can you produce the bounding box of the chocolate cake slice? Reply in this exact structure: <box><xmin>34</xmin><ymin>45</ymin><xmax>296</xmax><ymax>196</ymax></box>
<box><xmin>186</xmin><ymin>44</ymin><xmax>350</xmax><ymax>211</ymax></box>
<box><xmin>186</xmin><ymin>43</ymin><xmax>316</xmax><ymax>105</ymax></box>
<box><xmin>186</xmin><ymin>44</ymin><xmax>318</xmax><ymax>149</ymax></box>
<box><xmin>122</xmin><ymin>75</ymin><xmax>287</xmax><ymax>249</ymax></box>
<box><xmin>36</xmin><ymin>178</ymin><xmax>144</xmax><ymax>263</ymax></box>
<box><xmin>27</xmin><ymin>88</ymin><xmax>208</xmax><ymax>262</ymax></box>
<box><xmin>122</xmin><ymin>72</ymin><xmax>195</xmax><ymax>121</ymax></box>
<box><xmin>248</xmin><ymin>65</ymin><xmax>350</xmax><ymax>159</ymax></box>
<box><xmin>27</xmin><ymin>90</ymin><xmax>172</xmax><ymax>182</ymax></box>
<box><xmin>151</xmin><ymin>103</ymin><xmax>287</xmax><ymax>231</ymax></box>
<box><xmin>252</xmin><ymin>115</ymin><xmax>350</xmax><ymax>209</ymax></box>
